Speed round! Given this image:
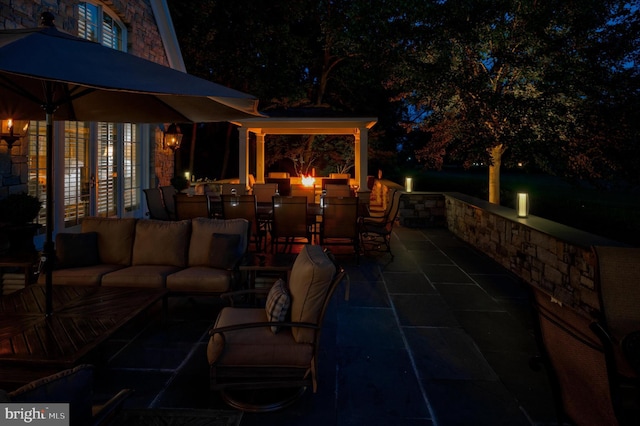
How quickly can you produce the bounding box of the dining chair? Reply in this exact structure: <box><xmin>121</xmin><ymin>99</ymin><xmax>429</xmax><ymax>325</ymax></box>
<box><xmin>252</xmin><ymin>183</ymin><xmax>279</xmax><ymax>204</ymax></box>
<box><xmin>265</xmin><ymin>177</ymin><xmax>291</xmax><ymax>196</ymax></box>
<box><xmin>268</xmin><ymin>172</ymin><xmax>290</xmax><ymax>178</ymax></box>
<box><xmin>221</xmin><ymin>183</ymin><xmax>248</xmax><ymax>195</ymax></box>
<box><xmin>329</xmin><ymin>173</ymin><xmax>350</xmax><ymax>180</ymax></box>
<box><xmin>290</xmin><ymin>184</ymin><xmax>316</xmax><ymax>204</ymax></box>
<box><xmin>358</xmin><ymin>190</ymin><xmax>401</xmax><ymax>257</ymax></box>
<box><xmin>143</xmin><ymin>188</ymin><xmax>170</xmax><ymax>220</ymax></box>
<box><xmin>174</xmin><ymin>193</ymin><xmax>210</xmax><ymax>220</ymax></box>
<box><xmin>221</xmin><ymin>194</ymin><xmax>266</xmax><ymax>252</ymax></box>
<box><xmin>324</xmin><ymin>183</ymin><xmax>352</xmax><ymax>198</ymax></box>
<box><xmin>321</xmin><ymin>178</ymin><xmax>349</xmax><ymax>190</ymax></box>
<box><xmin>320</xmin><ymin>196</ymin><xmax>360</xmax><ymax>263</ymax></box>
<box><xmin>160</xmin><ymin>185</ymin><xmax>177</xmax><ymax>220</ymax></box>
<box><xmin>271</xmin><ymin>196</ymin><xmax>311</xmax><ymax>253</ymax></box>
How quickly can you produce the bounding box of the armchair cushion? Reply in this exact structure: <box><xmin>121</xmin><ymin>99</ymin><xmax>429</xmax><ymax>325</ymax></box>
<box><xmin>207</xmin><ymin>308</ymin><xmax>313</xmax><ymax>367</ymax></box>
<box><xmin>265</xmin><ymin>278</ymin><xmax>290</xmax><ymax>333</ymax></box>
<box><xmin>209</xmin><ymin>233</ymin><xmax>242</xmax><ymax>270</ymax></box>
<box><xmin>288</xmin><ymin>245</ymin><xmax>336</xmax><ymax>343</ymax></box>
<box><xmin>55</xmin><ymin>232</ymin><xmax>99</xmax><ymax>269</ymax></box>
<box><xmin>132</xmin><ymin>219</ymin><xmax>190</xmax><ymax>267</ymax></box>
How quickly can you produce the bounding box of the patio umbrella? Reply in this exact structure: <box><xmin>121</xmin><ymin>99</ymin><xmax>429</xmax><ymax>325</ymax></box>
<box><xmin>0</xmin><ymin>14</ymin><xmax>262</xmax><ymax>315</ymax></box>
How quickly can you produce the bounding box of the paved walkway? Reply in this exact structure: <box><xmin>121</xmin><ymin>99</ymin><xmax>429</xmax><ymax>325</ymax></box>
<box><xmin>93</xmin><ymin>226</ymin><xmax>559</xmax><ymax>425</ymax></box>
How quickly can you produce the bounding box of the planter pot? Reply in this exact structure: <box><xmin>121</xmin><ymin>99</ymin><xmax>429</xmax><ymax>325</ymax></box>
<box><xmin>0</xmin><ymin>223</ymin><xmax>42</xmax><ymax>256</ymax></box>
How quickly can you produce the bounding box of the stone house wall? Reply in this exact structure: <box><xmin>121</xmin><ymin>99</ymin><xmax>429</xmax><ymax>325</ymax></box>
<box><xmin>0</xmin><ymin>0</ymin><xmax>175</xmax><ymax>198</ymax></box>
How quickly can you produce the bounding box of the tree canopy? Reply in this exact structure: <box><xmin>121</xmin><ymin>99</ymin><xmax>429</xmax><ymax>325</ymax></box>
<box><xmin>168</xmin><ymin>0</ymin><xmax>640</xmax><ymax>198</ymax></box>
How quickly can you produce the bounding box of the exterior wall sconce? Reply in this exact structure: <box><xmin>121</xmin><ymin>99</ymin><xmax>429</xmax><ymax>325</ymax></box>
<box><xmin>1</xmin><ymin>119</ymin><xmax>29</xmax><ymax>149</ymax></box>
<box><xmin>405</xmin><ymin>177</ymin><xmax>413</xmax><ymax>193</ymax></box>
<box><xmin>163</xmin><ymin>123</ymin><xmax>183</xmax><ymax>151</ymax></box>
<box><xmin>517</xmin><ymin>192</ymin><xmax>529</xmax><ymax>218</ymax></box>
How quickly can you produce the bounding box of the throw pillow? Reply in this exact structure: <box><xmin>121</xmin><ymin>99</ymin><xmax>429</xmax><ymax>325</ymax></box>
<box><xmin>209</xmin><ymin>233</ymin><xmax>242</xmax><ymax>270</ymax></box>
<box><xmin>265</xmin><ymin>278</ymin><xmax>290</xmax><ymax>334</ymax></box>
<box><xmin>55</xmin><ymin>232</ymin><xmax>99</xmax><ymax>269</ymax></box>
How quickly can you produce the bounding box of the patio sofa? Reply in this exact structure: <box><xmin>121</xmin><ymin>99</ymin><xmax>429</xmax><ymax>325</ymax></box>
<box><xmin>38</xmin><ymin>216</ymin><xmax>250</xmax><ymax>295</ymax></box>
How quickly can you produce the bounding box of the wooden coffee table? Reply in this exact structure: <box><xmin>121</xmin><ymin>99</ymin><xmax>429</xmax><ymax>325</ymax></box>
<box><xmin>0</xmin><ymin>285</ymin><xmax>167</xmax><ymax>389</ymax></box>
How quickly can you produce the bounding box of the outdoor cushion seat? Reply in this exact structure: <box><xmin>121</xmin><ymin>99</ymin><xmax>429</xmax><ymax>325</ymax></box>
<box><xmin>166</xmin><ymin>266</ymin><xmax>235</xmax><ymax>293</ymax></box>
<box><xmin>208</xmin><ymin>308</ymin><xmax>314</xmax><ymax>367</ymax></box>
<box><xmin>101</xmin><ymin>265</ymin><xmax>183</xmax><ymax>288</ymax></box>
<box><xmin>47</xmin><ymin>264</ymin><xmax>126</xmax><ymax>286</ymax></box>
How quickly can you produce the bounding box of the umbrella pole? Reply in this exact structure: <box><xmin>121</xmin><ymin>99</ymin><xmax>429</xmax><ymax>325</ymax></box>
<box><xmin>44</xmin><ymin>109</ymin><xmax>54</xmax><ymax>317</ymax></box>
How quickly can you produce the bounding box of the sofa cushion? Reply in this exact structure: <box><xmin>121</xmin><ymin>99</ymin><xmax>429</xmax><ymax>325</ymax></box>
<box><xmin>38</xmin><ymin>264</ymin><xmax>126</xmax><ymax>286</ymax></box>
<box><xmin>101</xmin><ymin>265</ymin><xmax>182</xmax><ymax>288</ymax></box>
<box><xmin>132</xmin><ymin>219</ymin><xmax>190</xmax><ymax>267</ymax></box>
<box><xmin>189</xmin><ymin>218</ymin><xmax>249</xmax><ymax>267</ymax></box>
<box><xmin>81</xmin><ymin>217</ymin><xmax>137</xmax><ymax>265</ymax></box>
<box><xmin>8</xmin><ymin>364</ymin><xmax>94</xmax><ymax>426</ymax></box>
<box><xmin>289</xmin><ymin>245</ymin><xmax>336</xmax><ymax>343</ymax></box>
<box><xmin>166</xmin><ymin>266</ymin><xmax>233</xmax><ymax>293</ymax></box>
<box><xmin>207</xmin><ymin>307</ymin><xmax>313</xmax><ymax>367</ymax></box>
<box><xmin>55</xmin><ymin>232</ymin><xmax>99</xmax><ymax>269</ymax></box>
<box><xmin>265</xmin><ymin>278</ymin><xmax>290</xmax><ymax>334</ymax></box>
<box><xmin>209</xmin><ymin>233</ymin><xmax>242</xmax><ymax>270</ymax></box>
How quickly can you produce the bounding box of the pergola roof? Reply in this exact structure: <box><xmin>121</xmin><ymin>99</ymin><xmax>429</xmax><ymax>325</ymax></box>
<box><xmin>232</xmin><ymin>116</ymin><xmax>377</xmax><ymax>134</ymax></box>
<box><xmin>234</xmin><ymin>116</ymin><xmax>378</xmax><ymax>190</ymax></box>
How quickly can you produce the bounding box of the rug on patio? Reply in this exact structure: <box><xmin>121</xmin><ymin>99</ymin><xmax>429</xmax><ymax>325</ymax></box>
<box><xmin>114</xmin><ymin>408</ymin><xmax>243</xmax><ymax>426</ymax></box>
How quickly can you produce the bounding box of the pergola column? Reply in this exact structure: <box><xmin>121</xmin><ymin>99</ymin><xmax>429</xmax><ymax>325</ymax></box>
<box><xmin>256</xmin><ymin>132</ymin><xmax>266</xmax><ymax>183</ymax></box>
<box><xmin>238</xmin><ymin>127</ymin><xmax>249</xmax><ymax>188</ymax></box>
<box><xmin>355</xmin><ymin>127</ymin><xmax>368</xmax><ymax>190</ymax></box>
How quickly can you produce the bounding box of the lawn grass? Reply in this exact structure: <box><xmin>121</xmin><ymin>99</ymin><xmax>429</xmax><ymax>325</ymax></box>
<box><xmin>412</xmin><ymin>168</ymin><xmax>640</xmax><ymax>246</ymax></box>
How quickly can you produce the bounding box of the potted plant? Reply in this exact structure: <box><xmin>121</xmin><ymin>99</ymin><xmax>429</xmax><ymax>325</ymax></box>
<box><xmin>170</xmin><ymin>175</ymin><xmax>190</xmax><ymax>192</ymax></box>
<box><xmin>0</xmin><ymin>193</ymin><xmax>43</xmax><ymax>256</ymax></box>
<box><xmin>0</xmin><ymin>193</ymin><xmax>42</xmax><ymax>225</ymax></box>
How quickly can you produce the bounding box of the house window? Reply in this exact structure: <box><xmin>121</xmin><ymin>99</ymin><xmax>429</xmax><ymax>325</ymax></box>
<box><xmin>28</xmin><ymin>2</ymin><xmax>139</xmax><ymax>233</ymax></box>
<box><xmin>78</xmin><ymin>1</ymin><xmax>125</xmax><ymax>50</ymax></box>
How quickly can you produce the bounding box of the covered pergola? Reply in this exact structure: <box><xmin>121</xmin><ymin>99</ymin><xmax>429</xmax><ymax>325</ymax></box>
<box><xmin>232</xmin><ymin>117</ymin><xmax>378</xmax><ymax>191</ymax></box>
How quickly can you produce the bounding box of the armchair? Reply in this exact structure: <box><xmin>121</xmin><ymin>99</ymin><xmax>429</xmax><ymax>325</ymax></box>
<box><xmin>207</xmin><ymin>245</ymin><xmax>345</xmax><ymax>412</ymax></box>
<box><xmin>358</xmin><ymin>190</ymin><xmax>401</xmax><ymax>257</ymax></box>
<box><xmin>590</xmin><ymin>246</ymin><xmax>640</xmax><ymax>425</ymax></box>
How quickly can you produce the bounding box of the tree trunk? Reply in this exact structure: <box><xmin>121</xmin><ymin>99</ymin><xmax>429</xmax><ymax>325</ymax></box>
<box><xmin>488</xmin><ymin>144</ymin><xmax>504</xmax><ymax>204</ymax></box>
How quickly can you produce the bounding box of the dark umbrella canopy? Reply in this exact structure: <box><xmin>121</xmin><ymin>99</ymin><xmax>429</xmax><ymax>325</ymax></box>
<box><xmin>0</xmin><ymin>25</ymin><xmax>260</xmax><ymax>122</ymax></box>
<box><xmin>0</xmin><ymin>16</ymin><xmax>262</xmax><ymax>315</ymax></box>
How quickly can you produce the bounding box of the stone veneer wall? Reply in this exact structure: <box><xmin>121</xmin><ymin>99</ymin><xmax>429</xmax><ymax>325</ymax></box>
<box><xmin>396</xmin><ymin>190</ymin><xmax>627</xmax><ymax>319</ymax></box>
<box><xmin>443</xmin><ymin>193</ymin><xmax>626</xmax><ymax>318</ymax></box>
<box><xmin>398</xmin><ymin>192</ymin><xmax>447</xmax><ymax>228</ymax></box>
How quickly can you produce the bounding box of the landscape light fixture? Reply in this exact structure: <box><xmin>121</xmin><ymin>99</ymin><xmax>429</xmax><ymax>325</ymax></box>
<box><xmin>405</xmin><ymin>177</ymin><xmax>413</xmax><ymax>193</ymax></box>
<box><xmin>517</xmin><ymin>192</ymin><xmax>529</xmax><ymax>218</ymax></box>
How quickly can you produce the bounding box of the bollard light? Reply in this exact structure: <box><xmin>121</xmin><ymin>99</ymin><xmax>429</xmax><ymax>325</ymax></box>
<box><xmin>517</xmin><ymin>193</ymin><xmax>529</xmax><ymax>218</ymax></box>
<box><xmin>405</xmin><ymin>177</ymin><xmax>413</xmax><ymax>193</ymax></box>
